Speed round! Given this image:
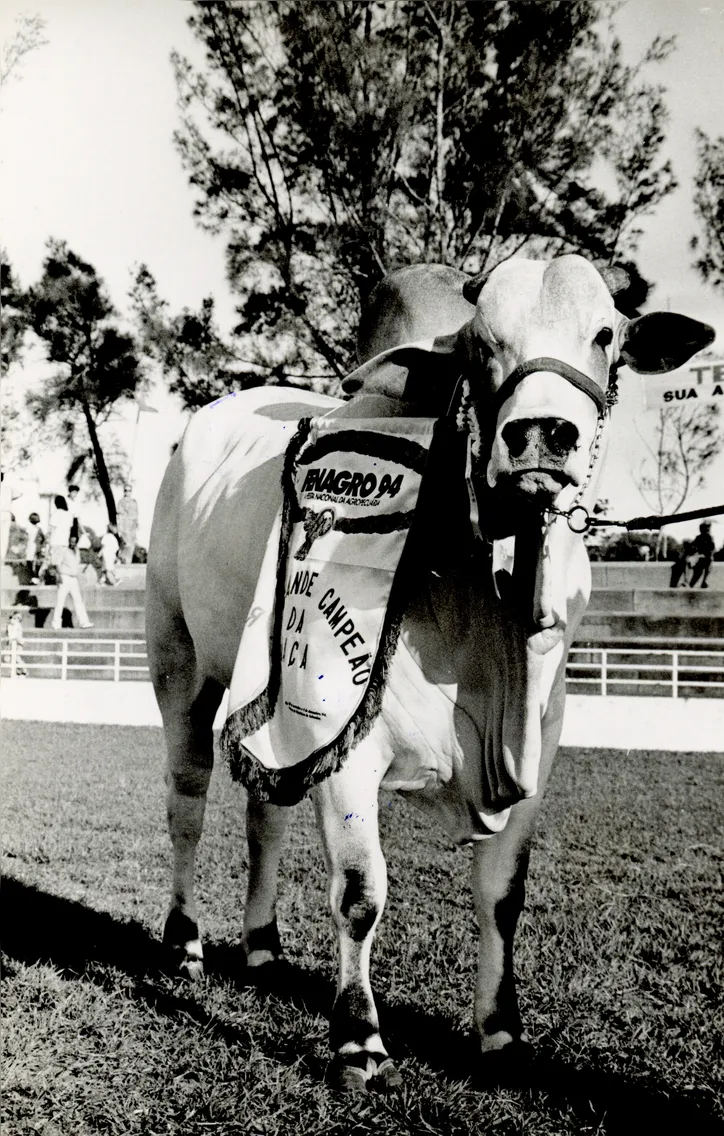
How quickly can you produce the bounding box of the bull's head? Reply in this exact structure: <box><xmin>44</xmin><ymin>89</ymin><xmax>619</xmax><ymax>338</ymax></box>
<box><xmin>462</xmin><ymin>255</ymin><xmax>713</xmax><ymax>512</ymax></box>
<box><xmin>348</xmin><ymin>254</ymin><xmax>714</xmax><ymax>639</ymax></box>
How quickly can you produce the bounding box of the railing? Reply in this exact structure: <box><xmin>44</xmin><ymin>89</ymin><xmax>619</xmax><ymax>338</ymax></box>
<box><xmin>4</xmin><ymin>635</ymin><xmax>724</xmax><ymax>698</ymax></box>
<box><xmin>567</xmin><ymin>639</ymin><xmax>724</xmax><ymax>697</ymax></box>
<box><xmin>1</xmin><ymin>637</ymin><xmax>149</xmax><ymax>681</ymax></box>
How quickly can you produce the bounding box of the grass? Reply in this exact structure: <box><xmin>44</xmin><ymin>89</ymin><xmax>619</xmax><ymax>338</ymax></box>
<box><xmin>1</xmin><ymin>720</ymin><xmax>723</xmax><ymax>1135</ymax></box>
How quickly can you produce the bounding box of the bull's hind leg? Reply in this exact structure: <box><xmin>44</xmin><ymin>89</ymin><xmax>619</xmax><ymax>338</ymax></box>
<box><xmin>312</xmin><ymin>745</ymin><xmax>400</xmax><ymax>1093</ymax></box>
<box><xmin>148</xmin><ymin>598</ymin><xmax>224</xmax><ymax>978</ymax></box>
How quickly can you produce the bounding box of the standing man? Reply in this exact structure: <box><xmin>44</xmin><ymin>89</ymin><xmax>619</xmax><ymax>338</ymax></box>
<box><xmin>50</xmin><ymin>535</ymin><xmax>94</xmax><ymax>629</ymax></box>
<box><xmin>116</xmin><ymin>484</ymin><xmax>139</xmax><ymax>564</ymax></box>
<box><xmin>67</xmin><ymin>484</ymin><xmax>83</xmax><ymax>542</ymax></box>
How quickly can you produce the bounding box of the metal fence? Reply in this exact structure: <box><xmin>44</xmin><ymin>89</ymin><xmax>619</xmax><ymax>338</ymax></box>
<box><xmin>1</xmin><ymin>637</ymin><xmax>149</xmax><ymax>681</ymax></box>
<box><xmin>567</xmin><ymin>639</ymin><xmax>724</xmax><ymax>697</ymax></box>
<box><xmin>3</xmin><ymin>635</ymin><xmax>724</xmax><ymax>697</ymax></box>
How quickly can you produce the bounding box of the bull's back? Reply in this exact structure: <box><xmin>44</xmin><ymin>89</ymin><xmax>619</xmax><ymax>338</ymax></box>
<box><xmin>147</xmin><ymin>387</ymin><xmax>339</xmax><ymax>686</ymax></box>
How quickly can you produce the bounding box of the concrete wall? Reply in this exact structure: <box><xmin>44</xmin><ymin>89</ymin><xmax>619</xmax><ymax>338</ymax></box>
<box><xmin>2</xmin><ymin>679</ymin><xmax>723</xmax><ymax>753</ymax></box>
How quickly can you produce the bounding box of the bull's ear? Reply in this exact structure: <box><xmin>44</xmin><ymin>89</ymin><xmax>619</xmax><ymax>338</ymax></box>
<box><xmin>462</xmin><ymin>270</ymin><xmax>490</xmax><ymax>305</ymax></box>
<box><xmin>619</xmin><ymin>312</ymin><xmax>716</xmax><ymax>374</ymax></box>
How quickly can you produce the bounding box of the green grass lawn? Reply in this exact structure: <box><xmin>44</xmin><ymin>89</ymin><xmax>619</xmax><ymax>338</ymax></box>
<box><xmin>2</xmin><ymin>720</ymin><xmax>722</xmax><ymax>1135</ymax></box>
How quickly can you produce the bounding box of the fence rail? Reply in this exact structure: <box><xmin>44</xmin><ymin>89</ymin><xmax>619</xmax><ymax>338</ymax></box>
<box><xmin>1</xmin><ymin>637</ymin><xmax>149</xmax><ymax>681</ymax></box>
<box><xmin>3</xmin><ymin>636</ymin><xmax>724</xmax><ymax>697</ymax></box>
<box><xmin>567</xmin><ymin>642</ymin><xmax>724</xmax><ymax>697</ymax></box>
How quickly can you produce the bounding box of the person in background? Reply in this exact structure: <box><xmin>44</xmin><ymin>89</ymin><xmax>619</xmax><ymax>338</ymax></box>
<box><xmin>50</xmin><ymin>534</ymin><xmax>94</xmax><ymax>630</ymax></box>
<box><xmin>4</xmin><ymin>610</ymin><xmax>27</xmax><ymax>676</ymax></box>
<box><xmin>67</xmin><ymin>484</ymin><xmax>85</xmax><ymax>542</ymax></box>
<box><xmin>100</xmin><ymin>524</ymin><xmax>120</xmax><ymax>586</ymax></box>
<box><xmin>689</xmin><ymin>521</ymin><xmax>715</xmax><ymax>589</ymax></box>
<box><xmin>48</xmin><ymin>495</ymin><xmax>73</xmax><ymax>570</ymax></box>
<box><xmin>116</xmin><ymin>484</ymin><xmax>139</xmax><ymax>564</ymax></box>
<box><xmin>26</xmin><ymin>512</ymin><xmax>46</xmax><ymax>583</ymax></box>
<box><xmin>1</xmin><ymin>470</ymin><xmax>22</xmax><ymax>565</ymax></box>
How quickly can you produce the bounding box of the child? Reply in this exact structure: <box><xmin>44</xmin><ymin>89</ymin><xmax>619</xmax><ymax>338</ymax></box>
<box><xmin>100</xmin><ymin>524</ymin><xmax>120</xmax><ymax>586</ymax></box>
<box><xmin>4</xmin><ymin>611</ymin><xmax>27</xmax><ymax>676</ymax></box>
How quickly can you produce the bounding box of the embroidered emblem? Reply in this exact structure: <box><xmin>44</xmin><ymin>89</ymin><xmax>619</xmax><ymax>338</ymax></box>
<box><xmin>295</xmin><ymin>507</ymin><xmax>335</xmax><ymax>560</ymax></box>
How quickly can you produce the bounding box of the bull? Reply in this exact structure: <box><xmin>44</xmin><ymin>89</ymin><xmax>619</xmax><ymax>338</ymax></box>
<box><xmin>147</xmin><ymin>254</ymin><xmax>712</xmax><ymax>1091</ymax></box>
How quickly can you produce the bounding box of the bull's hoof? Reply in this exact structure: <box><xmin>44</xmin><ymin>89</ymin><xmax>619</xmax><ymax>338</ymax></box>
<box><xmin>328</xmin><ymin>1053</ymin><xmax>401</xmax><ymax>1095</ymax></box>
<box><xmin>328</xmin><ymin>1062</ymin><xmax>369</xmax><ymax>1095</ymax></box>
<box><xmin>163</xmin><ymin>910</ymin><xmax>204</xmax><ymax>980</ymax></box>
<box><xmin>370</xmin><ymin>1057</ymin><xmax>403</xmax><ymax>1091</ymax></box>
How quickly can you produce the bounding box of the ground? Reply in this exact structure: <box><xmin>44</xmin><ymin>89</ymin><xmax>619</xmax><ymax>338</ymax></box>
<box><xmin>1</xmin><ymin>721</ymin><xmax>723</xmax><ymax>1135</ymax></box>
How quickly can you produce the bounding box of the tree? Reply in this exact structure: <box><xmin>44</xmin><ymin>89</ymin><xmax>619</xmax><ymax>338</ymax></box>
<box><xmin>23</xmin><ymin>240</ymin><xmax>144</xmax><ymax>523</ymax></box>
<box><xmin>634</xmin><ymin>402</ymin><xmax>722</xmax><ymax>518</ymax></box>
<box><xmin>691</xmin><ymin>129</ymin><xmax>724</xmax><ymax>294</ymax></box>
<box><xmin>0</xmin><ymin>13</ymin><xmax>47</xmax><ymax>89</ymax></box>
<box><xmin>129</xmin><ymin>265</ymin><xmax>260</xmax><ymax>410</ymax></box>
<box><xmin>172</xmin><ymin>0</ymin><xmax>675</xmax><ymax>392</ymax></box>
<box><xmin>1</xmin><ymin>252</ymin><xmax>35</xmax><ymax>469</ymax></box>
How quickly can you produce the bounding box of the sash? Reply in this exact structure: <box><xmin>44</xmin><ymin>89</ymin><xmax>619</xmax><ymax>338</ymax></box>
<box><xmin>221</xmin><ymin>414</ymin><xmax>436</xmax><ymax>804</ymax></box>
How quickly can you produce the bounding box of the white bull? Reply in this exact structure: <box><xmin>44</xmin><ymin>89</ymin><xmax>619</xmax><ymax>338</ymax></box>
<box><xmin>147</xmin><ymin>254</ymin><xmax>712</xmax><ymax>1091</ymax></box>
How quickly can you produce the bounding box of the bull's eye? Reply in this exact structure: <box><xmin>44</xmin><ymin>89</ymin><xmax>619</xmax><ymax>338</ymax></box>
<box><xmin>594</xmin><ymin>327</ymin><xmax>613</xmax><ymax>349</ymax></box>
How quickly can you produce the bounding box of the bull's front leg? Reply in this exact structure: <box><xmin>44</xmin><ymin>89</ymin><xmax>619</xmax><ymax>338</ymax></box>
<box><xmin>312</xmin><ymin>746</ymin><xmax>400</xmax><ymax>1093</ymax></box>
<box><xmin>243</xmin><ymin>798</ymin><xmax>290</xmax><ymax>967</ymax></box>
<box><xmin>470</xmin><ymin>801</ymin><xmax>537</xmax><ymax>1056</ymax></box>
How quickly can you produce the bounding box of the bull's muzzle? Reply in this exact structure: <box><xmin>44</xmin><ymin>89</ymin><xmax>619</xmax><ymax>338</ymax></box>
<box><xmin>488</xmin><ymin>415</ymin><xmax>581</xmax><ymax>503</ymax></box>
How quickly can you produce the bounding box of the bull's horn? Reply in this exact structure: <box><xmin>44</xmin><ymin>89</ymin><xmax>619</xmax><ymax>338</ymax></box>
<box><xmin>599</xmin><ymin>265</ymin><xmax>631</xmax><ymax>297</ymax></box>
<box><xmin>462</xmin><ymin>270</ymin><xmax>489</xmax><ymax>305</ymax></box>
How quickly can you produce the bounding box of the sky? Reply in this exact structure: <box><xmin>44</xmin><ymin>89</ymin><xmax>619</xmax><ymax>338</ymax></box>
<box><xmin>1</xmin><ymin>0</ymin><xmax>724</xmax><ymax>545</ymax></box>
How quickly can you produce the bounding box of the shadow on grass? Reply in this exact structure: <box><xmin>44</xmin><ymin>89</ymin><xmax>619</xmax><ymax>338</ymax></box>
<box><xmin>3</xmin><ymin>875</ymin><xmax>722</xmax><ymax>1135</ymax></box>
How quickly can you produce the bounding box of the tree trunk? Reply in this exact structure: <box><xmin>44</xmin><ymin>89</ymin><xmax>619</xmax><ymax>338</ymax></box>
<box><xmin>80</xmin><ymin>397</ymin><xmax>117</xmax><ymax>524</ymax></box>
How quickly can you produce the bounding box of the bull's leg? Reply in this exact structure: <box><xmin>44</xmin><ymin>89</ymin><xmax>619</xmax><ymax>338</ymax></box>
<box><xmin>242</xmin><ymin>799</ymin><xmax>290</xmax><ymax>967</ymax></box>
<box><xmin>149</xmin><ymin>601</ymin><xmax>224</xmax><ymax>979</ymax></box>
<box><xmin>470</xmin><ymin>799</ymin><xmax>538</xmax><ymax>1054</ymax></box>
<box><xmin>312</xmin><ymin>749</ymin><xmax>399</xmax><ymax>1093</ymax></box>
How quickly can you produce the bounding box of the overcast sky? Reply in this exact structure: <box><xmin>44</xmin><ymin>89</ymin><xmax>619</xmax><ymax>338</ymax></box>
<box><xmin>1</xmin><ymin>0</ymin><xmax>723</xmax><ymax>544</ymax></box>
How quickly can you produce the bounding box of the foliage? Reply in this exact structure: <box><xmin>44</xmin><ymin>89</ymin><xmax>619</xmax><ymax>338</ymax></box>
<box><xmin>129</xmin><ymin>265</ymin><xmax>262</xmax><ymax>410</ymax></box>
<box><xmin>691</xmin><ymin>129</ymin><xmax>724</xmax><ymax>294</ymax></box>
<box><xmin>0</xmin><ymin>12</ymin><xmax>47</xmax><ymax>89</ymax></box>
<box><xmin>0</xmin><ymin>253</ymin><xmax>34</xmax><ymax>469</ymax></box>
<box><xmin>2</xmin><ymin>723</ymin><xmax>722</xmax><ymax>1134</ymax></box>
<box><xmin>23</xmin><ymin>240</ymin><xmax>144</xmax><ymax>524</ymax></box>
<box><xmin>171</xmin><ymin>0</ymin><xmax>675</xmax><ymax>393</ymax></box>
<box><xmin>633</xmin><ymin>402</ymin><xmax>722</xmax><ymax>517</ymax></box>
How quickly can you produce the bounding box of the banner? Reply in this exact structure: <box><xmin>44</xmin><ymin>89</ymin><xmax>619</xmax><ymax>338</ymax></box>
<box><xmin>643</xmin><ymin>359</ymin><xmax>724</xmax><ymax>410</ymax></box>
<box><xmin>223</xmin><ymin>414</ymin><xmax>436</xmax><ymax>799</ymax></box>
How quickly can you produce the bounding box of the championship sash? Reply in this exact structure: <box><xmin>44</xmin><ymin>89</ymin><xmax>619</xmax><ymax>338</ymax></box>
<box><xmin>221</xmin><ymin>414</ymin><xmax>437</xmax><ymax>804</ymax></box>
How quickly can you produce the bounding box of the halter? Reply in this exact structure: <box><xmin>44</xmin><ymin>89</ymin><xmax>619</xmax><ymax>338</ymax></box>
<box><xmin>455</xmin><ymin>353</ymin><xmax>622</xmax><ymax>544</ymax></box>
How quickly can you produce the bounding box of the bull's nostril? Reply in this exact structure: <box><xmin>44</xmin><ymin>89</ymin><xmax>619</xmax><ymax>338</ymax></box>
<box><xmin>501</xmin><ymin>421</ymin><xmax>530</xmax><ymax>459</ymax></box>
<box><xmin>547</xmin><ymin>421</ymin><xmax>579</xmax><ymax>455</ymax></box>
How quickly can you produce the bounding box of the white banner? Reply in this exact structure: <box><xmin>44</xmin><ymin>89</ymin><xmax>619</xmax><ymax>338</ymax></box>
<box><xmin>643</xmin><ymin>359</ymin><xmax>724</xmax><ymax>409</ymax></box>
<box><xmin>227</xmin><ymin>415</ymin><xmax>436</xmax><ymax>774</ymax></box>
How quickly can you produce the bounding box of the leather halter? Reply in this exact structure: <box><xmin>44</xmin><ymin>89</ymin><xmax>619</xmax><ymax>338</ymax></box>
<box><xmin>493</xmin><ymin>356</ymin><xmax>610</xmax><ymax>416</ymax></box>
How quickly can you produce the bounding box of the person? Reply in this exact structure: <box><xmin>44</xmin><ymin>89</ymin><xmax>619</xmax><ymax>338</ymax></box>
<box><xmin>99</xmin><ymin>524</ymin><xmax>120</xmax><ymax>586</ymax></box>
<box><xmin>0</xmin><ymin>470</ymin><xmax>22</xmax><ymax>565</ymax></box>
<box><xmin>116</xmin><ymin>484</ymin><xmax>139</xmax><ymax>564</ymax></box>
<box><xmin>48</xmin><ymin>495</ymin><xmax>73</xmax><ymax>571</ymax></box>
<box><xmin>4</xmin><ymin>610</ymin><xmax>27</xmax><ymax>676</ymax></box>
<box><xmin>669</xmin><ymin>540</ymin><xmax>694</xmax><ymax>588</ymax></box>
<box><xmin>50</xmin><ymin>534</ymin><xmax>94</xmax><ymax>629</ymax></box>
<box><xmin>67</xmin><ymin>483</ymin><xmax>82</xmax><ymax>542</ymax></box>
<box><xmin>689</xmin><ymin>521</ymin><xmax>715</xmax><ymax>589</ymax></box>
<box><xmin>26</xmin><ymin>512</ymin><xmax>46</xmax><ymax>583</ymax></box>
